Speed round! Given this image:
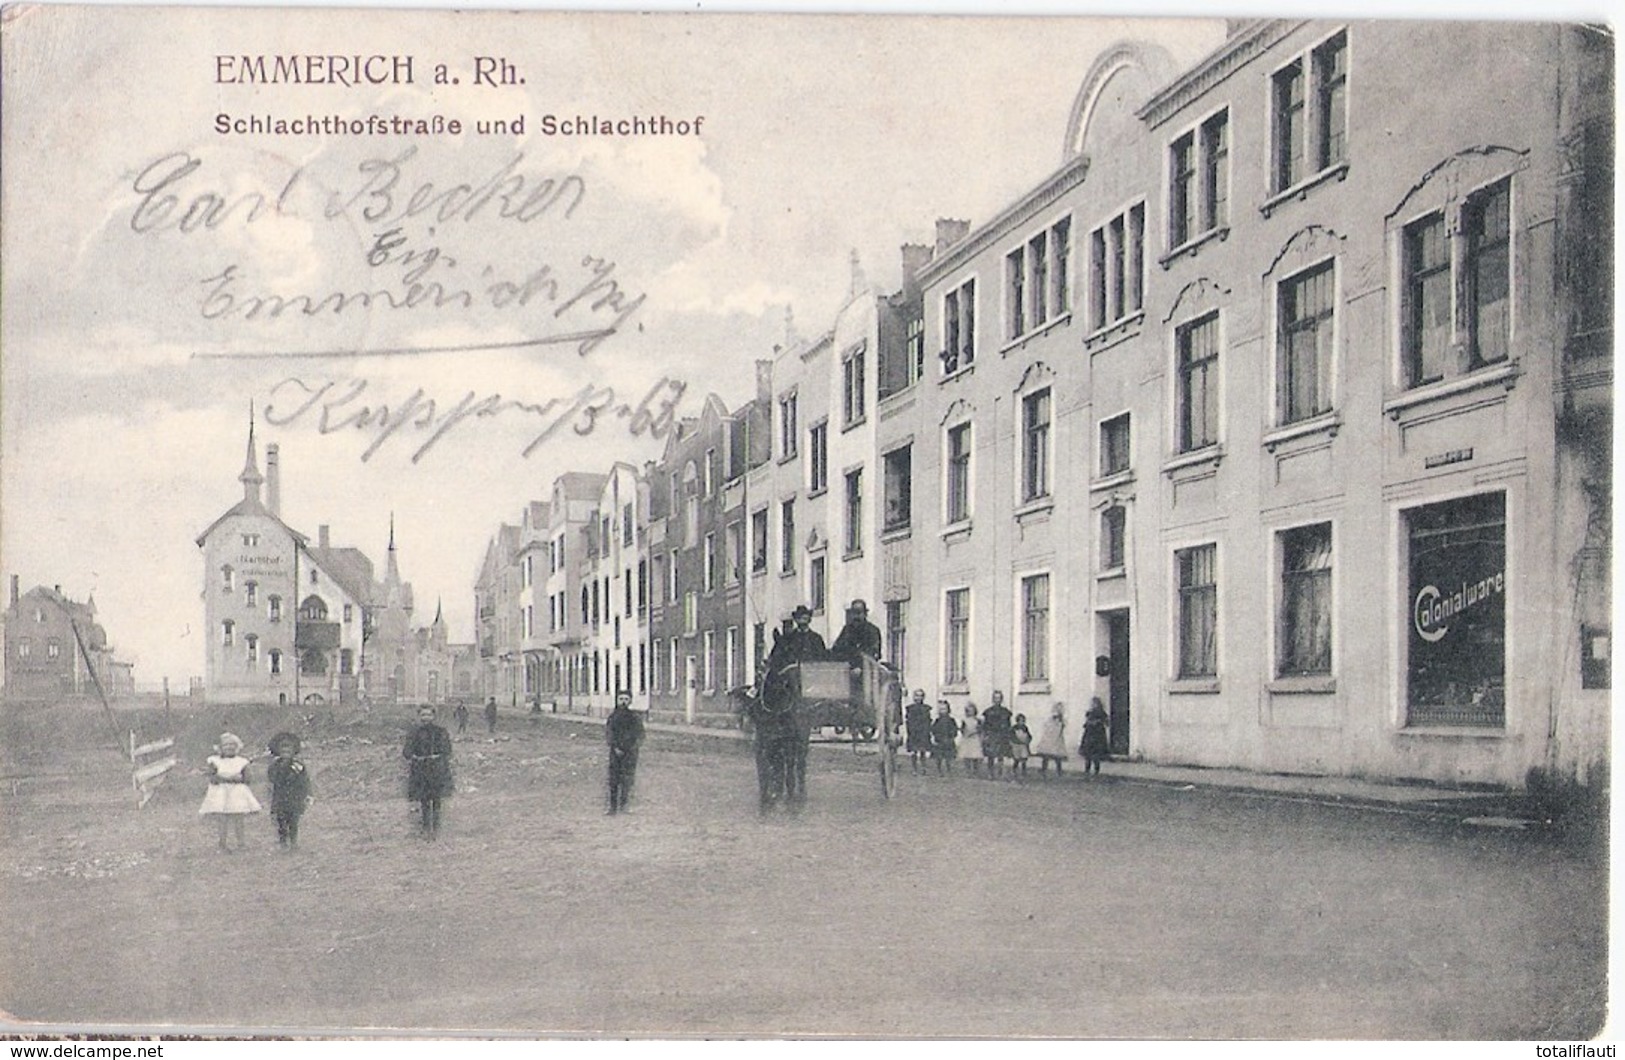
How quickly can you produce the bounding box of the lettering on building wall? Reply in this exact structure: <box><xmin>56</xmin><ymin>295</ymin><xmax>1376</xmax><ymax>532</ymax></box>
<box><xmin>1413</xmin><ymin>570</ymin><xmax>1505</xmax><ymax>643</ymax></box>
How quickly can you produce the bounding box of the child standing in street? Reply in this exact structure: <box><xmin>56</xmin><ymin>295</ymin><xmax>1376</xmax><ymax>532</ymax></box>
<box><xmin>959</xmin><ymin>704</ymin><xmax>981</xmax><ymax>777</ymax></box>
<box><xmin>1080</xmin><ymin>697</ymin><xmax>1111</xmax><ymax>777</ymax></box>
<box><xmin>199</xmin><ymin>732</ymin><xmax>261</xmax><ymax>852</ymax></box>
<box><xmin>1009</xmin><ymin>713</ymin><xmax>1033</xmax><ymax>781</ymax></box>
<box><xmin>930</xmin><ymin>701</ymin><xmax>959</xmax><ymax>777</ymax></box>
<box><xmin>266</xmin><ymin>732</ymin><xmax>312</xmax><ymax>851</ymax></box>
<box><xmin>1032</xmin><ymin>703</ymin><xmax>1069</xmax><ymax>777</ymax></box>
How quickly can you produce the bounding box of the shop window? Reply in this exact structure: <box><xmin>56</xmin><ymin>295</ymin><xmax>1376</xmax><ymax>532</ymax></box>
<box><xmin>1405</xmin><ymin>492</ymin><xmax>1505</xmax><ymax>727</ymax></box>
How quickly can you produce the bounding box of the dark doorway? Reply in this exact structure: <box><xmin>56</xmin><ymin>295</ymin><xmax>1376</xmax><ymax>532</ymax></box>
<box><xmin>1105</xmin><ymin>610</ymin><xmax>1131</xmax><ymax>755</ymax></box>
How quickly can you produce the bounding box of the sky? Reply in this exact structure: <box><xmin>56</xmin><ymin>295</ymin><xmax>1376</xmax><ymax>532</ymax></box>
<box><xmin>1</xmin><ymin>6</ymin><xmax>1237</xmax><ymax>683</ymax></box>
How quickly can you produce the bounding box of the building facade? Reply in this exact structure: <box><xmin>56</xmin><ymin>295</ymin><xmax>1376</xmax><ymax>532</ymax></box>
<box><xmin>3</xmin><ymin>579</ymin><xmax>130</xmax><ymax>701</ymax></box>
<box><xmin>887</xmin><ymin>20</ymin><xmax>1610</xmax><ymax>787</ymax></box>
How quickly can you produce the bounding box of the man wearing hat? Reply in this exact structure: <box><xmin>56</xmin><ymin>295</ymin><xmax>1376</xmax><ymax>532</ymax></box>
<box><xmin>605</xmin><ymin>689</ymin><xmax>645</xmax><ymax>814</ymax></box>
<box><xmin>831</xmin><ymin>599</ymin><xmax>882</xmax><ymax>665</ymax></box>
<box><xmin>766</xmin><ymin>604</ymin><xmax>828</xmax><ymax>673</ymax></box>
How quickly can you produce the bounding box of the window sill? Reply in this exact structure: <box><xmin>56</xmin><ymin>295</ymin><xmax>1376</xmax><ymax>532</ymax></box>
<box><xmin>1167</xmin><ymin>677</ymin><xmax>1220</xmax><ymax>695</ymax></box>
<box><xmin>1097</xmin><ymin>566</ymin><xmax>1126</xmax><ymax>582</ymax></box>
<box><xmin>1159</xmin><ymin>225</ymin><xmax>1231</xmax><ymax>269</ymax></box>
<box><xmin>807</xmin><ymin>487</ymin><xmax>827</xmax><ymax>501</ymax></box>
<box><xmin>777</xmin><ymin>452</ymin><xmax>799</xmax><ymax>466</ymax></box>
<box><xmin>941</xmin><ymin>520</ymin><xmax>973</xmax><ymax>541</ymax></box>
<box><xmin>1083</xmin><ymin>311</ymin><xmax>1145</xmax><ymax>354</ymax></box>
<box><xmin>779</xmin><ymin>568</ymin><xmax>796</xmax><ymax>579</ymax></box>
<box><xmin>1014</xmin><ymin>497</ymin><xmax>1054</xmax><ymax>521</ymax></box>
<box><xmin>881</xmin><ymin>525</ymin><xmax>912</xmax><ymax>542</ymax></box>
<box><xmin>999</xmin><ymin>311</ymin><xmax>1073</xmax><ymax>356</ymax></box>
<box><xmin>1162</xmin><ymin>445</ymin><xmax>1223</xmax><ymax>477</ymax></box>
<box><xmin>940</xmin><ymin>683</ymin><xmax>969</xmax><ymax>696</ymax></box>
<box><xmin>1261</xmin><ymin>161</ymin><xmax>1350</xmax><ymax>218</ymax></box>
<box><xmin>840</xmin><ymin>416</ymin><xmax>868</xmax><ymax>435</ymax></box>
<box><xmin>1263</xmin><ymin>412</ymin><xmax>1340</xmax><ymax>452</ymax></box>
<box><xmin>1397</xmin><ymin>725</ymin><xmax>1508</xmax><ymax>740</ymax></box>
<box><xmin>1018</xmin><ymin>681</ymin><xmax>1052</xmax><ymax>695</ymax></box>
<box><xmin>842</xmin><ymin>548</ymin><xmax>863</xmax><ymax>562</ymax></box>
<box><xmin>1091</xmin><ymin>469</ymin><xmax>1134</xmax><ymax>493</ymax></box>
<box><xmin>939</xmin><ymin>362</ymin><xmax>977</xmax><ymax>385</ymax></box>
<box><xmin>751</xmin><ymin>564</ymin><xmax>768</xmax><ymax>577</ymax></box>
<box><xmin>1267</xmin><ymin>675</ymin><xmax>1336</xmax><ymax>695</ymax></box>
<box><xmin>1384</xmin><ymin>361</ymin><xmax>1520</xmax><ymax>419</ymax></box>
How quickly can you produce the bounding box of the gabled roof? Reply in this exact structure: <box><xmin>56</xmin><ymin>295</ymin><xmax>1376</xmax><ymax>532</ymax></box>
<box><xmin>555</xmin><ymin>471</ymin><xmax>608</xmax><ymax>502</ymax></box>
<box><xmin>12</xmin><ymin>586</ymin><xmax>108</xmax><ymax>647</ymax></box>
<box><xmin>194</xmin><ymin>495</ymin><xmax>310</xmax><ymax>549</ymax></box>
<box><xmin>304</xmin><ymin>545</ymin><xmax>376</xmax><ymax>606</ymax></box>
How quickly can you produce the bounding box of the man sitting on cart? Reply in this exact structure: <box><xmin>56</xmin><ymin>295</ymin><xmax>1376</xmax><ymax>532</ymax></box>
<box><xmin>767</xmin><ymin>604</ymin><xmax>828</xmax><ymax>679</ymax></box>
<box><xmin>831</xmin><ymin>598</ymin><xmax>883</xmax><ymax>705</ymax></box>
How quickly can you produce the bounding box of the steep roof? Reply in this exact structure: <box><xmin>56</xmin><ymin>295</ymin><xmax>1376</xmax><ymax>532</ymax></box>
<box><xmin>304</xmin><ymin>545</ymin><xmax>376</xmax><ymax>606</ymax></box>
<box><xmin>193</xmin><ymin>495</ymin><xmax>309</xmax><ymax>549</ymax></box>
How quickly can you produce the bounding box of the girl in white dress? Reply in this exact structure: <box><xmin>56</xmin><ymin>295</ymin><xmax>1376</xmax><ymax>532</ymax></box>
<box><xmin>958</xmin><ymin>704</ymin><xmax>981</xmax><ymax>776</ymax></box>
<box><xmin>1032</xmin><ymin>703</ymin><xmax>1070</xmax><ymax>776</ymax></box>
<box><xmin>199</xmin><ymin>733</ymin><xmax>262</xmax><ymax>851</ymax></box>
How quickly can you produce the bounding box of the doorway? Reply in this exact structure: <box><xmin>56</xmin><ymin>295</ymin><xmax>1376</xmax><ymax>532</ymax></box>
<box><xmin>1102</xmin><ymin>609</ymin><xmax>1131</xmax><ymax>755</ymax></box>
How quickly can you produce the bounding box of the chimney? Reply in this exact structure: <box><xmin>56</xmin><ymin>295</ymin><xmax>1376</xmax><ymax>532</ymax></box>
<box><xmin>319</xmin><ymin>524</ymin><xmax>330</xmax><ymax>549</ymax></box>
<box><xmin>9</xmin><ymin>575</ymin><xmax>17</xmax><ymax>608</ymax></box>
<box><xmin>935</xmin><ymin>218</ymin><xmax>970</xmax><ymax>255</ymax></box>
<box><xmin>265</xmin><ymin>444</ymin><xmax>280</xmax><ymax>517</ymax></box>
<box><xmin>900</xmin><ymin>243</ymin><xmax>934</xmax><ymax>290</ymax></box>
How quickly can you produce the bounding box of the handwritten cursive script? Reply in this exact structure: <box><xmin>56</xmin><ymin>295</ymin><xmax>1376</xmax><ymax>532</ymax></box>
<box><xmin>263</xmin><ymin>375</ymin><xmax>687</xmax><ymax>463</ymax></box>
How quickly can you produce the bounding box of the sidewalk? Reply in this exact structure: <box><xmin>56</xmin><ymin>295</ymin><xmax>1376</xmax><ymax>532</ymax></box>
<box><xmin>532</xmin><ymin>708</ymin><xmax>1536</xmax><ymax>826</ymax></box>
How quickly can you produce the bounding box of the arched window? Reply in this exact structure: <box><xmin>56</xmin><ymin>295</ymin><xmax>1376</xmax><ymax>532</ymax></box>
<box><xmin>269</xmin><ymin>649</ymin><xmax>282</xmax><ymax>675</ymax></box>
<box><xmin>245</xmin><ymin>581</ymin><xmax>258</xmax><ymax>606</ymax></box>
<box><xmin>299</xmin><ymin>595</ymin><xmax>329</xmax><ymax>621</ymax></box>
<box><xmin>245</xmin><ymin>634</ymin><xmax>259</xmax><ymax>665</ymax></box>
<box><xmin>222</xmin><ymin>620</ymin><xmax>235</xmax><ymax>646</ymax></box>
<box><xmin>221</xmin><ymin>565</ymin><xmax>234</xmax><ymax>591</ymax></box>
<box><xmin>267</xmin><ymin>595</ymin><xmax>282</xmax><ymax>622</ymax></box>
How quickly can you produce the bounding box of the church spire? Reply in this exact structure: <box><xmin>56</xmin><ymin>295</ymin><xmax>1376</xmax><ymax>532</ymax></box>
<box><xmin>239</xmin><ymin>401</ymin><xmax>264</xmax><ymax>503</ymax></box>
<box><xmin>385</xmin><ymin>511</ymin><xmax>401</xmax><ymax>585</ymax></box>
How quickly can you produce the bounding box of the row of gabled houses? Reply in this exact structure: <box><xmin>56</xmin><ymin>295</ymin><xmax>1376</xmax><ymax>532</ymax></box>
<box><xmin>468</xmin><ymin>18</ymin><xmax>1612</xmax><ymax>791</ymax></box>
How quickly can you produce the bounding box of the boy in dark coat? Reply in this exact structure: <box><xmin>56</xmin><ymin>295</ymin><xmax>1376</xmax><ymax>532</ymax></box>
<box><xmin>404</xmin><ymin>705</ymin><xmax>454</xmax><ymax>838</ymax></box>
<box><xmin>266</xmin><ymin>732</ymin><xmax>311</xmax><ymax>851</ymax></box>
<box><xmin>929</xmin><ymin>701</ymin><xmax>960</xmax><ymax>777</ymax></box>
<box><xmin>1080</xmin><ymin>697</ymin><xmax>1111</xmax><ymax>777</ymax></box>
<box><xmin>605</xmin><ymin>690</ymin><xmax>646</xmax><ymax>814</ymax></box>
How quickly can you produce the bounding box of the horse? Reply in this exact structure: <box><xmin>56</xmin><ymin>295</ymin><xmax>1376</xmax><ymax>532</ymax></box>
<box><xmin>733</xmin><ymin>670</ymin><xmax>811</xmax><ymax>814</ymax></box>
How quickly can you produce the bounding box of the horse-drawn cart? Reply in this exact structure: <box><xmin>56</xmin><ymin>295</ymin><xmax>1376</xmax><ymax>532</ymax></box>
<box><xmin>740</xmin><ymin>656</ymin><xmax>904</xmax><ymax>806</ymax></box>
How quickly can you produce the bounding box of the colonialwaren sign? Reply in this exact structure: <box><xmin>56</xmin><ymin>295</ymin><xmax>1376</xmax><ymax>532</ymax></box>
<box><xmin>1413</xmin><ymin>570</ymin><xmax>1505</xmax><ymax>643</ymax></box>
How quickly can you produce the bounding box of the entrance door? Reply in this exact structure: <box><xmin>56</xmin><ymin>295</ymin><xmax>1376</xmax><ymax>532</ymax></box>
<box><xmin>1106</xmin><ymin>610</ymin><xmax>1131</xmax><ymax>755</ymax></box>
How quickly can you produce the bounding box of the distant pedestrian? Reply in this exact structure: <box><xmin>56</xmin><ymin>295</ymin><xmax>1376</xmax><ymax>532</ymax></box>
<box><xmin>199</xmin><ymin>732</ymin><xmax>261</xmax><ymax>852</ymax></box>
<box><xmin>981</xmin><ymin>691</ymin><xmax>1013</xmax><ymax>780</ymax></box>
<box><xmin>904</xmin><ymin>689</ymin><xmax>934</xmax><ymax>775</ymax></box>
<box><xmin>959</xmin><ymin>704</ymin><xmax>981</xmax><ymax>777</ymax></box>
<box><xmin>1009</xmin><ymin>713</ymin><xmax>1032</xmax><ymax>780</ymax></box>
<box><xmin>1080</xmin><ymin>697</ymin><xmax>1111</xmax><ymax>777</ymax></box>
<box><xmin>484</xmin><ymin>697</ymin><xmax>498</xmax><ymax>734</ymax></box>
<box><xmin>265</xmin><ymin>732</ymin><xmax>312</xmax><ymax>851</ymax></box>
<box><xmin>1033</xmin><ymin>703</ymin><xmax>1069</xmax><ymax>777</ymax></box>
<box><xmin>403</xmin><ymin>706</ymin><xmax>454</xmax><ymax>839</ymax></box>
<box><xmin>452</xmin><ymin>702</ymin><xmax>470</xmax><ymax>735</ymax></box>
<box><xmin>605</xmin><ymin>690</ymin><xmax>646</xmax><ymax>814</ymax></box>
<box><xmin>929</xmin><ymin>701</ymin><xmax>959</xmax><ymax>776</ymax></box>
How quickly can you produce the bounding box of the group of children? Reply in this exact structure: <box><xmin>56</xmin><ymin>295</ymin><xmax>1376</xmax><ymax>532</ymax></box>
<box><xmin>198</xmin><ymin>731</ymin><xmax>311</xmax><ymax>852</ymax></box>
<box><xmin>903</xmin><ymin>692</ymin><xmax>1111</xmax><ymax>780</ymax></box>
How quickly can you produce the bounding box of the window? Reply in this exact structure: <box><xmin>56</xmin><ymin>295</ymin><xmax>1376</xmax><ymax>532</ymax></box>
<box><xmin>1005</xmin><ymin>217</ymin><xmax>1072</xmax><ymax>341</ymax></box>
<box><xmin>942</xmin><ymin>278</ymin><xmax>976</xmax><ymax>374</ymax></box>
<box><xmin>1177</xmin><ymin>544</ymin><xmax>1218</xmax><ymax>678</ymax></box>
<box><xmin>704</xmin><ymin>448</ymin><xmax>716</xmax><ymax>496</ymax></box>
<box><xmin>810</xmin><ymin>555</ymin><xmax>827</xmax><ymax>614</ymax></box>
<box><xmin>725</xmin><ymin>522</ymin><xmax>743</xmax><ymax>584</ymax></box>
<box><xmin>1406</xmin><ymin>493</ymin><xmax>1505</xmax><ymax>727</ymax></box>
<box><xmin>244</xmin><ymin>581</ymin><xmax>257</xmax><ymax>606</ymax></box>
<box><xmin>1100</xmin><ymin>414</ymin><xmax>1131</xmax><ymax>477</ymax></box>
<box><xmin>222</xmin><ymin>620</ymin><xmax>235</xmax><ymax>647</ymax></box>
<box><xmin>1278</xmin><ymin>261</ymin><xmax>1335</xmax><ymax>424</ymax></box>
<box><xmin>726</xmin><ymin>626</ymin><xmax>740</xmax><ymax>689</ymax></box>
<box><xmin>751</xmin><ymin>508</ymin><xmax>769</xmax><ymax>573</ymax></box>
<box><xmin>842</xmin><ymin>344</ymin><xmax>866</xmax><ymax>427</ymax></box>
<box><xmin>1089</xmin><ymin>203</ymin><xmax>1145</xmax><ymax>330</ymax></box>
<box><xmin>1019</xmin><ymin>574</ymin><xmax>1050</xmax><ymax>683</ymax></box>
<box><xmin>1279</xmin><ymin>524</ymin><xmax>1333</xmax><ymax>676</ymax></box>
<box><xmin>46</xmin><ymin>639</ymin><xmax>60</xmax><ymax>660</ymax></box>
<box><xmin>1102</xmin><ymin>506</ymin><xmax>1127</xmax><ymax>571</ymax></box>
<box><xmin>1171</xmin><ymin>110</ymin><xmax>1230</xmax><ymax>247</ymax></box>
<box><xmin>886</xmin><ymin>600</ymin><xmax>907</xmax><ymax>673</ymax></box>
<box><xmin>246</xmin><ymin>634</ymin><xmax>259</xmax><ymax>665</ymax></box>
<box><xmin>683</xmin><ymin>592</ymin><xmax>698</xmax><ymax>636</ymax></box>
<box><xmin>946</xmin><ymin>423</ymin><xmax>972</xmax><ymax>525</ymax></box>
<box><xmin>1021</xmin><ymin>389</ymin><xmax>1051</xmax><ymax>502</ymax></box>
<box><xmin>638</xmin><ymin>559</ymin><xmax>648</xmax><ymax>616</ymax></box>
<box><xmin>1177</xmin><ymin>313</ymin><xmax>1220</xmax><ymax>452</ymax></box>
<box><xmin>15</xmin><ymin>638</ymin><xmax>29</xmax><ymax>659</ymax></box>
<box><xmin>343</xmin><ymin>603</ymin><xmax>353</xmax><ymax>624</ymax></box>
<box><xmin>269</xmin><ymin>649</ymin><xmax>282</xmax><ymax>675</ymax></box>
<box><xmin>622</xmin><ymin>503</ymin><xmax>634</xmax><ymax>547</ymax></box>
<box><xmin>1403</xmin><ymin>178</ymin><xmax>1513</xmax><ymax>387</ymax></box>
<box><xmin>944</xmin><ymin>588</ymin><xmax>970</xmax><ymax>686</ymax></box>
<box><xmin>703</xmin><ymin>629</ymin><xmax>715</xmax><ymax>691</ymax></box>
<box><xmin>844</xmin><ymin>469</ymin><xmax>863</xmax><ymax>555</ymax></box>
<box><xmin>221</xmin><ymin>565</ymin><xmax>234</xmax><ymax>591</ymax></box>
<box><xmin>591</xmin><ymin>580</ymin><xmax>600</xmax><ymax>625</ymax></box>
<box><xmin>809</xmin><ymin>422</ymin><xmax>828</xmax><ymax>493</ymax></box>
<box><xmin>906</xmin><ymin>315</ymin><xmax>926</xmax><ymax>386</ymax></box>
<box><xmin>704</xmin><ymin>533</ymin><xmax>717</xmax><ymax>592</ymax></box>
<box><xmin>668</xmin><ymin>550</ymin><xmax>680</xmax><ymax>603</ymax></box>
<box><xmin>242</xmin><ymin>533</ymin><xmax>260</xmax><ymax>547</ymax></box>
<box><xmin>310</xmin><ymin>569</ymin><xmax>319</xmax><ymax>586</ymax></box>
<box><xmin>882</xmin><ymin>446</ymin><xmax>912</xmax><ymax>532</ymax></box>
<box><xmin>779</xmin><ymin>393</ymin><xmax>798</xmax><ymax>458</ymax></box>
<box><xmin>780</xmin><ymin>500</ymin><xmax>796</xmax><ymax>574</ymax></box>
<box><xmin>1273</xmin><ymin>30</ymin><xmax>1347</xmax><ymax>193</ymax></box>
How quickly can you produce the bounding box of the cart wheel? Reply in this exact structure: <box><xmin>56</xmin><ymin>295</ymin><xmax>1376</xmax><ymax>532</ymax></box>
<box><xmin>858</xmin><ymin>724</ymin><xmax>877</xmax><ymax>741</ymax></box>
<box><xmin>879</xmin><ymin>734</ymin><xmax>897</xmax><ymax>798</ymax></box>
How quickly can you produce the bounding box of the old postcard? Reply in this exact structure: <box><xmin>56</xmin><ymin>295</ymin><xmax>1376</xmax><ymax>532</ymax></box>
<box><xmin>0</xmin><ymin>3</ymin><xmax>1612</xmax><ymax>1040</ymax></box>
